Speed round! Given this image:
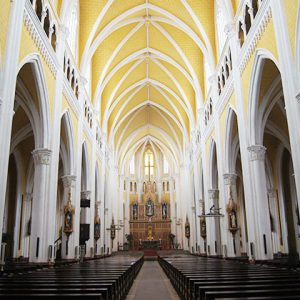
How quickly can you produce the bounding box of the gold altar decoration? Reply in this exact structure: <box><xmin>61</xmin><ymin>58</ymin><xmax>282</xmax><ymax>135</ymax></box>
<box><xmin>147</xmin><ymin>225</ymin><xmax>154</xmax><ymax>241</ymax></box>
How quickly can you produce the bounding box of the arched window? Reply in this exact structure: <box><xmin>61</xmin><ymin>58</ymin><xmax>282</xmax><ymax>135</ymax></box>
<box><xmin>215</xmin><ymin>0</ymin><xmax>227</xmax><ymax>54</ymax></box>
<box><xmin>144</xmin><ymin>150</ymin><xmax>154</xmax><ymax>181</ymax></box>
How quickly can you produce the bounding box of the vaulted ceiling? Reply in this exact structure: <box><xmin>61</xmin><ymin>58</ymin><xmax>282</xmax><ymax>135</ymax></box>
<box><xmin>77</xmin><ymin>0</ymin><xmax>219</xmax><ymax>169</ymax></box>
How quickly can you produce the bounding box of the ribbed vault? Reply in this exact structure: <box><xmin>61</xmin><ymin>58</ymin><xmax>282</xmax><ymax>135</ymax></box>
<box><xmin>79</xmin><ymin>0</ymin><xmax>217</xmax><ymax>167</ymax></box>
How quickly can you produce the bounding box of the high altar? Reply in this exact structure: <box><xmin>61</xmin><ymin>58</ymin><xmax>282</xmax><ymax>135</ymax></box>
<box><xmin>130</xmin><ymin>181</ymin><xmax>171</xmax><ymax>250</ymax></box>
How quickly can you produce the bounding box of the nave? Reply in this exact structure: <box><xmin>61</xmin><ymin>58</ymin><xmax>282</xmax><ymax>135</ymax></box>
<box><xmin>1</xmin><ymin>251</ymin><xmax>300</xmax><ymax>299</ymax></box>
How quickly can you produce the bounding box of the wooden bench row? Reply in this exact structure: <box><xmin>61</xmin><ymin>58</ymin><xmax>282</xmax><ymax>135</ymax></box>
<box><xmin>158</xmin><ymin>254</ymin><xmax>300</xmax><ymax>300</ymax></box>
<box><xmin>0</xmin><ymin>253</ymin><xmax>144</xmax><ymax>299</ymax></box>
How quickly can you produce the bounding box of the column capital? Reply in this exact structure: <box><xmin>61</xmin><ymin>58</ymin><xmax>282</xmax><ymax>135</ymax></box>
<box><xmin>81</xmin><ymin>190</ymin><xmax>91</xmax><ymax>200</ymax></box>
<box><xmin>61</xmin><ymin>175</ymin><xmax>76</xmax><ymax>188</ymax></box>
<box><xmin>32</xmin><ymin>148</ymin><xmax>52</xmax><ymax>165</ymax></box>
<box><xmin>208</xmin><ymin>189</ymin><xmax>219</xmax><ymax>200</ymax></box>
<box><xmin>223</xmin><ymin>173</ymin><xmax>237</xmax><ymax>185</ymax></box>
<box><xmin>247</xmin><ymin>145</ymin><xmax>266</xmax><ymax>161</ymax></box>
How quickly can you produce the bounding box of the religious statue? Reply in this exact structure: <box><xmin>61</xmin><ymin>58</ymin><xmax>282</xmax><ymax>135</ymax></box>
<box><xmin>111</xmin><ymin>218</ymin><xmax>116</xmax><ymax>240</ymax></box>
<box><xmin>226</xmin><ymin>187</ymin><xmax>238</xmax><ymax>234</ymax></box>
<box><xmin>132</xmin><ymin>203</ymin><xmax>138</xmax><ymax>220</ymax></box>
<box><xmin>64</xmin><ymin>191</ymin><xmax>74</xmax><ymax>236</ymax></box>
<box><xmin>229</xmin><ymin>209</ymin><xmax>237</xmax><ymax>229</ymax></box>
<box><xmin>200</xmin><ymin>217</ymin><xmax>206</xmax><ymax>238</ymax></box>
<box><xmin>162</xmin><ymin>203</ymin><xmax>167</xmax><ymax>219</ymax></box>
<box><xmin>185</xmin><ymin>217</ymin><xmax>190</xmax><ymax>239</ymax></box>
<box><xmin>94</xmin><ymin>215</ymin><xmax>100</xmax><ymax>240</ymax></box>
<box><xmin>146</xmin><ymin>199</ymin><xmax>154</xmax><ymax>216</ymax></box>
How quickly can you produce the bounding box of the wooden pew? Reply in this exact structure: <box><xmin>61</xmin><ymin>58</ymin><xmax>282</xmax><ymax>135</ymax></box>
<box><xmin>158</xmin><ymin>254</ymin><xmax>300</xmax><ymax>300</ymax></box>
<box><xmin>0</xmin><ymin>253</ymin><xmax>144</xmax><ymax>300</ymax></box>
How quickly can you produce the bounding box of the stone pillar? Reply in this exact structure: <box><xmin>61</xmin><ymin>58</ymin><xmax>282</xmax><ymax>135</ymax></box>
<box><xmin>61</xmin><ymin>175</ymin><xmax>76</xmax><ymax>259</ymax></box>
<box><xmin>267</xmin><ymin>189</ymin><xmax>280</xmax><ymax>254</ymax></box>
<box><xmin>94</xmin><ymin>200</ymin><xmax>101</xmax><ymax>255</ymax></box>
<box><xmin>207</xmin><ymin>189</ymin><xmax>221</xmax><ymax>256</ymax></box>
<box><xmin>170</xmin><ymin>177</ymin><xmax>176</xmax><ymax>239</ymax></box>
<box><xmin>248</xmin><ymin>145</ymin><xmax>273</xmax><ymax>259</ymax></box>
<box><xmin>22</xmin><ymin>193</ymin><xmax>32</xmax><ymax>258</ymax></box>
<box><xmin>30</xmin><ymin>148</ymin><xmax>52</xmax><ymax>262</ymax></box>
<box><xmin>198</xmin><ymin>200</ymin><xmax>206</xmax><ymax>254</ymax></box>
<box><xmin>0</xmin><ymin>0</ymin><xmax>26</xmax><ymax>261</ymax></box>
<box><xmin>223</xmin><ymin>173</ymin><xmax>241</xmax><ymax>257</ymax></box>
<box><xmin>80</xmin><ymin>190</ymin><xmax>91</xmax><ymax>256</ymax></box>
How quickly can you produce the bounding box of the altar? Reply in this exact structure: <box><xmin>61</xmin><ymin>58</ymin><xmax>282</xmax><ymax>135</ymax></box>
<box><xmin>139</xmin><ymin>240</ymin><xmax>161</xmax><ymax>250</ymax></box>
<box><xmin>129</xmin><ymin>181</ymin><xmax>171</xmax><ymax>250</ymax></box>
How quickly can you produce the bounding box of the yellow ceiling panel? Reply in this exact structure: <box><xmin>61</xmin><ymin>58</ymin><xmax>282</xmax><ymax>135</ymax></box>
<box><xmin>158</xmin><ymin>58</ymin><xmax>196</xmax><ymax>112</ymax></box>
<box><xmin>79</xmin><ymin>1</ymin><xmax>107</xmax><ymax>62</ymax></box>
<box><xmin>148</xmin><ymin>60</ymin><xmax>181</xmax><ymax>97</ymax></box>
<box><xmin>114</xmin><ymin>62</ymin><xmax>146</xmax><ymax>100</ymax></box>
<box><xmin>108</xmin><ymin>86</ymin><xmax>149</xmax><ymax>134</ymax></box>
<box><xmin>91</xmin><ymin>23</ymin><xmax>137</xmax><ymax>98</ymax></box>
<box><xmin>186</xmin><ymin>0</ymin><xmax>216</xmax><ymax>60</ymax></box>
<box><xmin>158</xmin><ymin>22</ymin><xmax>204</xmax><ymax>100</ymax></box>
<box><xmin>100</xmin><ymin>59</ymin><xmax>139</xmax><ymax>116</ymax></box>
<box><xmin>150</xmin><ymin>0</ymin><xmax>201</xmax><ymax>40</ymax></box>
<box><xmin>106</xmin><ymin>25</ymin><xmax>147</xmax><ymax>76</ymax></box>
<box><xmin>92</xmin><ymin>0</ymin><xmax>145</xmax><ymax>43</ymax></box>
<box><xmin>149</xmin><ymin>24</ymin><xmax>189</xmax><ymax>74</ymax></box>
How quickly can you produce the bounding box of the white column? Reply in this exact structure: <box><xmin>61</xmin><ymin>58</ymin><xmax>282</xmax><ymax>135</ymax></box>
<box><xmin>223</xmin><ymin>173</ymin><xmax>240</xmax><ymax>257</ymax></box>
<box><xmin>179</xmin><ymin>164</ymin><xmax>192</xmax><ymax>251</ymax></box>
<box><xmin>271</xmin><ymin>0</ymin><xmax>300</xmax><ymax>224</ymax></box>
<box><xmin>44</xmin><ymin>24</ymin><xmax>68</xmax><ymax>263</ymax></box>
<box><xmin>267</xmin><ymin>188</ymin><xmax>280</xmax><ymax>254</ymax></box>
<box><xmin>193</xmin><ymin>164</ymin><xmax>201</xmax><ymax>253</ymax></box>
<box><xmin>174</xmin><ymin>173</ymin><xmax>183</xmax><ymax>249</ymax></box>
<box><xmin>73</xmin><ymin>84</ymin><xmax>85</xmax><ymax>257</ymax></box>
<box><xmin>22</xmin><ymin>193</ymin><xmax>32</xmax><ymax>258</ymax></box>
<box><xmin>94</xmin><ymin>200</ymin><xmax>101</xmax><ymax>255</ymax></box>
<box><xmin>170</xmin><ymin>177</ymin><xmax>176</xmax><ymax>238</ymax></box>
<box><xmin>248</xmin><ymin>145</ymin><xmax>273</xmax><ymax>259</ymax></box>
<box><xmin>30</xmin><ymin>148</ymin><xmax>52</xmax><ymax>262</ymax></box>
<box><xmin>61</xmin><ymin>175</ymin><xmax>76</xmax><ymax>259</ymax></box>
<box><xmin>207</xmin><ymin>189</ymin><xmax>221</xmax><ymax>256</ymax></box>
<box><xmin>0</xmin><ymin>0</ymin><xmax>26</xmax><ymax>259</ymax></box>
<box><xmin>225</xmin><ymin>21</ymin><xmax>257</xmax><ymax>259</ymax></box>
<box><xmin>124</xmin><ymin>177</ymin><xmax>130</xmax><ymax>238</ymax></box>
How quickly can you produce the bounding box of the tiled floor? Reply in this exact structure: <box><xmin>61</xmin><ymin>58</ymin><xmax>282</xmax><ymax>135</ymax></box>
<box><xmin>126</xmin><ymin>261</ymin><xmax>180</xmax><ymax>300</ymax></box>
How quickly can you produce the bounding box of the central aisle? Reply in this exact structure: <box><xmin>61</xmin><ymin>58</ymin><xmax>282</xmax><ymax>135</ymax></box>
<box><xmin>126</xmin><ymin>261</ymin><xmax>180</xmax><ymax>300</ymax></box>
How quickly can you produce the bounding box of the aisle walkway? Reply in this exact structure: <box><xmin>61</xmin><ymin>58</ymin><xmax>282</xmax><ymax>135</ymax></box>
<box><xmin>126</xmin><ymin>261</ymin><xmax>180</xmax><ymax>300</ymax></box>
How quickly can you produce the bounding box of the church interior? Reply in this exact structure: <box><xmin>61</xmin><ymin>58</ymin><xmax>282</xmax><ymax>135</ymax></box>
<box><xmin>1</xmin><ymin>0</ymin><xmax>300</xmax><ymax>299</ymax></box>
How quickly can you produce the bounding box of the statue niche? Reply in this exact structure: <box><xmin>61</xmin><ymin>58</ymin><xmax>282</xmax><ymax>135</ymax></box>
<box><xmin>146</xmin><ymin>199</ymin><xmax>154</xmax><ymax>217</ymax></box>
